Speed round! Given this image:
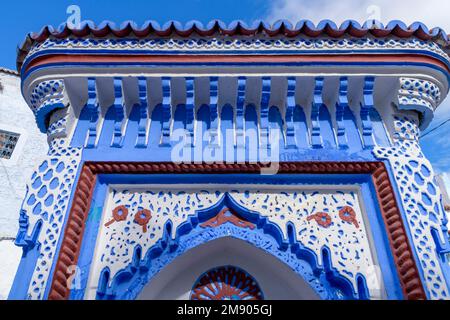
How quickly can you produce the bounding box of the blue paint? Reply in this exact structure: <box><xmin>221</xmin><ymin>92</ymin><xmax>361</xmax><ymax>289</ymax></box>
<box><xmin>209</xmin><ymin>77</ymin><xmax>219</xmax><ymax>148</ymax></box>
<box><xmin>111</xmin><ymin>78</ymin><xmax>125</xmax><ymax>148</ymax></box>
<box><xmin>71</xmin><ymin>102</ymin><xmax>92</xmax><ymax>147</ymax></box>
<box><xmin>35</xmin><ymin>102</ymin><xmax>66</xmax><ymax>133</ymax></box>
<box><xmin>311</xmin><ymin>77</ymin><xmax>324</xmax><ymax>148</ymax></box>
<box><xmin>220</xmin><ymin>104</ymin><xmax>235</xmax><ymax>163</ymax></box>
<box><xmin>244</xmin><ymin>104</ymin><xmax>258</xmax><ymax>163</ymax></box>
<box><xmin>360</xmin><ymin>77</ymin><xmax>376</xmax><ymax>149</ymax></box>
<box><xmin>160</xmin><ymin>77</ymin><xmax>172</xmax><ymax>146</ymax></box>
<box><xmin>21</xmin><ymin>47</ymin><xmax>450</xmax><ymax>81</ymax></box>
<box><xmin>260</xmin><ymin>77</ymin><xmax>271</xmax><ymax>152</ymax></box>
<box><xmin>149</xmin><ymin>104</ymin><xmax>164</xmax><ymax>148</ymax></box>
<box><xmin>293</xmin><ymin>106</ymin><xmax>309</xmax><ymax>149</ymax></box>
<box><xmin>185</xmin><ymin>78</ymin><xmax>195</xmax><ymax>146</ymax></box>
<box><xmin>11</xmin><ymin>16</ymin><xmax>450</xmax><ymax>301</ymax></box>
<box><xmin>319</xmin><ymin>104</ymin><xmax>337</xmax><ymax>149</ymax></box>
<box><xmin>269</xmin><ymin>106</ymin><xmax>285</xmax><ymax>151</ymax></box>
<box><xmin>360</xmin><ymin>180</ymin><xmax>404</xmax><ymax>299</ymax></box>
<box><xmin>97</xmin><ymin>104</ymin><xmax>117</xmax><ymax>147</ymax></box>
<box><xmin>70</xmin><ymin>177</ymin><xmax>110</xmax><ymax>300</ymax></box>
<box><xmin>194</xmin><ymin>105</ymin><xmax>210</xmax><ymax>163</ymax></box>
<box><xmin>86</xmin><ymin>78</ymin><xmax>100</xmax><ymax>148</ymax></box>
<box><xmin>236</xmin><ymin>77</ymin><xmax>246</xmax><ymax>152</ymax></box>
<box><xmin>343</xmin><ymin>104</ymin><xmax>364</xmax><ymax>151</ymax></box>
<box><xmin>336</xmin><ymin>77</ymin><xmax>350</xmax><ymax>149</ymax></box>
<box><xmin>23</xmin><ymin>61</ymin><xmax>450</xmax><ymax>89</ymax></box>
<box><xmin>429</xmin><ymin>227</ymin><xmax>450</xmax><ymax>297</ymax></box>
<box><xmin>285</xmin><ymin>77</ymin><xmax>297</xmax><ymax>149</ymax></box>
<box><xmin>122</xmin><ymin>104</ymin><xmax>141</xmax><ymax>148</ymax></box>
<box><xmin>370</xmin><ymin>108</ymin><xmax>391</xmax><ymax>147</ymax></box>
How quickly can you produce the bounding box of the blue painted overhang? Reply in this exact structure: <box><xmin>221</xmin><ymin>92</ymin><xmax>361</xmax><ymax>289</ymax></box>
<box><xmin>17</xmin><ymin>19</ymin><xmax>450</xmax><ymax>135</ymax></box>
<box><xmin>65</xmin><ymin>75</ymin><xmax>393</xmax><ymax>162</ymax></box>
<box><xmin>16</xmin><ymin>19</ymin><xmax>450</xmax><ymax>72</ymax></box>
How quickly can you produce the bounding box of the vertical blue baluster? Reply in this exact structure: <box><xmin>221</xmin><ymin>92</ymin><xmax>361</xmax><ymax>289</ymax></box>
<box><xmin>311</xmin><ymin>77</ymin><xmax>324</xmax><ymax>148</ymax></box>
<box><xmin>111</xmin><ymin>78</ymin><xmax>125</xmax><ymax>148</ymax></box>
<box><xmin>285</xmin><ymin>77</ymin><xmax>297</xmax><ymax>149</ymax></box>
<box><xmin>161</xmin><ymin>77</ymin><xmax>172</xmax><ymax>146</ymax></box>
<box><xmin>360</xmin><ymin>76</ymin><xmax>376</xmax><ymax>149</ymax></box>
<box><xmin>185</xmin><ymin>77</ymin><xmax>195</xmax><ymax>147</ymax></box>
<box><xmin>209</xmin><ymin>77</ymin><xmax>219</xmax><ymax>147</ymax></box>
<box><xmin>136</xmin><ymin>77</ymin><xmax>148</xmax><ymax>148</ymax></box>
<box><xmin>236</xmin><ymin>77</ymin><xmax>246</xmax><ymax>153</ymax></box>
<box><xmin>86</xmin><ymin>77</ymin><xmax>99</xmax><ymax>148</ymax></box>
<box><xmin>336</xmin><ymin>77</ymin><xmax>349</xmax><ymax>149</ymax></box>
<box><xmin>260</xmin><ymin>77</ymin><xmax>271</xmax><ymax>151</ymax></box>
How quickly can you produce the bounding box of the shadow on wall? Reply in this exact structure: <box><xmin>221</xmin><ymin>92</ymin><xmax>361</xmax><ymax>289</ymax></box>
<box><xmin>0</xmin><ymin>239</ymin><xmax>21</xmax><ymax>300</ymax></box>
<box><xmin>0</xmin><ymin>69</ymin><xmax>48</xmax><ymax>300</ymax></box>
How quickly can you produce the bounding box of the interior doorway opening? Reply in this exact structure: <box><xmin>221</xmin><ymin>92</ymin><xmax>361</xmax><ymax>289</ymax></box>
<box><xmin>137</xmin><ymin>237</ymin><xmax>320</xmax><ymax>300</ymax></box>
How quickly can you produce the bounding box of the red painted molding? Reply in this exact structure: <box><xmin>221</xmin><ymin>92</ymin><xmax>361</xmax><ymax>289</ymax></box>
<box><xmin>24</xmin><ymin>53</ymin><xmax>450</xmax><ymax>74</ymax></box>
<box><xmin>201</xmin><ymin>207</ymin><xmax>255</xmax><ymax>230</ymax></box>
<box><xmin>47</xmin><ymin>161</ymin><xmax>427</xmax><ymax>300</ymax></box>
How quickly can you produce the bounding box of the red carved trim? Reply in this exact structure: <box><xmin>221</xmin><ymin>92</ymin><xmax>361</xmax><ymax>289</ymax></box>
<box><xmin>47</xmin><ymin>161</ymin><xmax>427</xmax><ymax>300</ymax></box>
<box><xmin>371</xmin><ymin>164</ymin><xmax>426</xmax><ymax>300</ymax></box>
<box><xmin>307</xmin><ymin>212</ymin><xmax>333</xmax><ymax>228</ymax></box>
<box><xmin>48</xmin><ymin>164</ymin><xmax>97</xmax><ymax>300</ymax></box>
<box><xmin>201</xmin><ymin>207</ymin><xmax>255</xmax><ymax>230</ymax></box>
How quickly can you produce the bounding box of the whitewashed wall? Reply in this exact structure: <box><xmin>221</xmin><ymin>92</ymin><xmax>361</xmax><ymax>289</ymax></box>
<box><xmin>0</xmin><ymin>69</ymin><xmax>48</xmax><ymax>300</ymax></box>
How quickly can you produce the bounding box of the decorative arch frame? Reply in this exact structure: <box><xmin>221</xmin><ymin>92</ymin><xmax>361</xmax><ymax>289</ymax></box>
<box><xmin>47</xmin><ymin>161</ymin><xmax>426</xmax><ymax>300</ymax></box>
<box><xmin>93</xmin><ymin>193</ymin><xmax>363</xmax><ymax>300</ymax></box>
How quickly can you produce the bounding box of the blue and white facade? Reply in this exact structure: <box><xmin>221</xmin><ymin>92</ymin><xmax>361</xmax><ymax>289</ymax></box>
<box><xmin>8</xmin><ymin>20</ymin><xmax>450</xmax><ymax>300</ymax></box>
<box><xmin>0</xmin><ymin>68</ymin><xmax>48</xmax><ymax>300</ymax></box>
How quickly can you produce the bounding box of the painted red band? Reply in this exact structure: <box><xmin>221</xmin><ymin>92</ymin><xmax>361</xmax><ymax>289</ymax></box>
<box><xmin>24</xmin><ymin>53</ymin><xmax>450</xmax><ymax>74</ymax></box>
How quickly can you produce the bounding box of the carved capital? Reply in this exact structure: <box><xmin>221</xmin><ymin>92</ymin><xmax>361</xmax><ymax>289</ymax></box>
<box><xmin>392</xmin><ymin>115</ymin><xmax>421</xmax><ymax>142</ymax></box>
<box><xmin>47</xmin><ymin>107</ymin><xmax>71</xmax><ymax>141</ymax></box>
<box><xmin>398</xmin><ymin>77</ymin><xmax>441</xmax><ymax>129</ymax></box>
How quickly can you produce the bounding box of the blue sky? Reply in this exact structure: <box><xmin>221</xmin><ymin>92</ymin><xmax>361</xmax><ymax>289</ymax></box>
<box><xmin>1</xmin><ymin>0</ymin><xmax>449</xmax><ymax>176</ymax></box>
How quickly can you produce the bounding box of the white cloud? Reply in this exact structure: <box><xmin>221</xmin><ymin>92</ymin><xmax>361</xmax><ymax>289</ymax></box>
<box><xmin>264</xmin><ymin>0</ymin><xmax>450</xmax><ymax>31</ymax></box>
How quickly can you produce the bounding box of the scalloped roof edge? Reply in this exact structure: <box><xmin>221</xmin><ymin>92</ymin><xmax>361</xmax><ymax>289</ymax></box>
<box><xmin>16</xmin><ymin>19</ymin><xmax>450</xmax><ymax>72</ymax></box>
<box><xmin>0</xmin><ymin>67</ymin><xmax>19</xmax><ymax>76</ymax></box>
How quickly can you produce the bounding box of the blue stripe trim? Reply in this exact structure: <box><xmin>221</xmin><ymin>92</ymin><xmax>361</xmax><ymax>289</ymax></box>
<box><xmin>22</xmin><ymin>61</ymin><xmax>450</xmax><ymax>85</ymax></box>
<box><xmin>69</xmin><ymin>173</ymin><xmax>403</xmax><ymax>300</ymax></box>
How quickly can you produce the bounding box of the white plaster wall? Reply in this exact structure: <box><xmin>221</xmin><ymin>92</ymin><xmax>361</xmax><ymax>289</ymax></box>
<box><xmin>0</xmin><ymin>240</ymin><xmax>22</xmax><ymax>300</ymax></box>
<box><xmin>0</xmin><ymin>70</ymin><xmax>48</xmax><ymax>299</ymax></box>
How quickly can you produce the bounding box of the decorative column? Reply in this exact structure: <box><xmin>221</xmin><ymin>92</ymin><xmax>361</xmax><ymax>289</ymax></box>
<box><xmin>373</xmin><ymin>77</ymin><xmax>450</xmax><ymax>299</ymax></box>
<box><xmin>11</xmin><ymin>79</ymin><xmax>83</xmax><ymax>300</ymax></box>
